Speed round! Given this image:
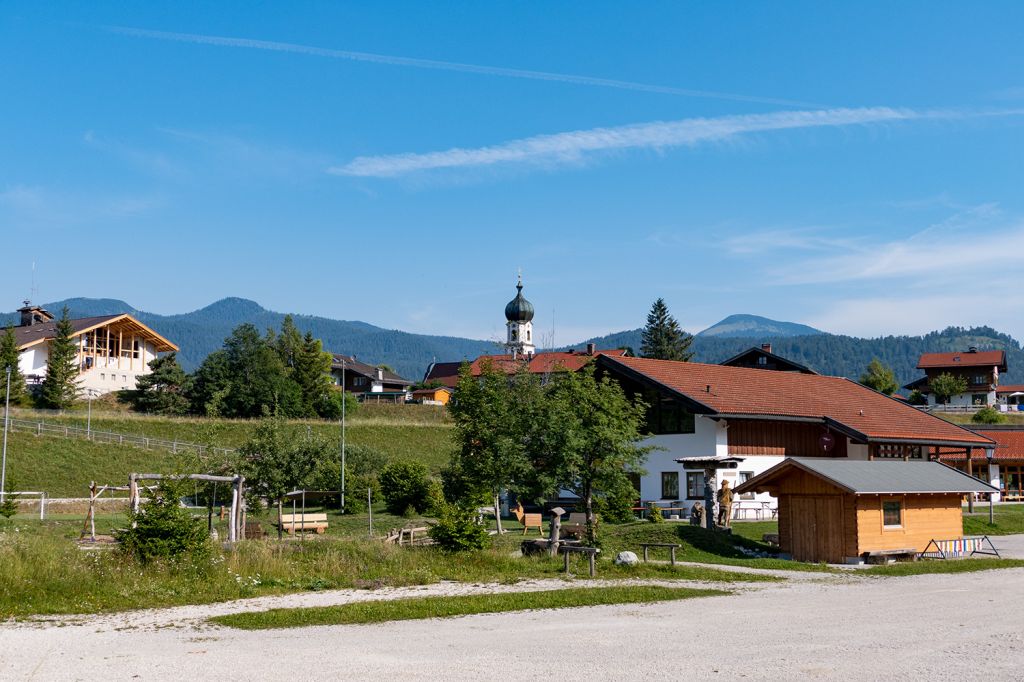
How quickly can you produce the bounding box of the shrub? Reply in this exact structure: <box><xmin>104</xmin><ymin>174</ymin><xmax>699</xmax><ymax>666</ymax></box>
<box><xmin>379</xmin><ymin>460</ymin><xmax>431</xmax><ymax>515</ymax></box>
<box><xmin>117</xmin><ymin>481</ymin><xmax>211</xmax><ymax>564</ymax></box>
<box><xmin>592</xmin><ymin>479</ymin><xmax>639</xmax><ymax>524</ymax></box>
<box><xmin>0</xmin><ymin>475</ymin><xmax>19</xmax><ymax>519</ymax></box>
<box><xmin>428</xmin><ymin>503</ymin><xmax>490</xmax><ymax>552</ymax></box>
<box><xmin>972</xmin><ymin>406</ymin><xmax>1006</xmax><ymax>424</ymax></box>
<box><xmin>646</xmin><ymin>501</ymin><xmax>664</xmax><ymax>524</ymax></box>
<box><xmin>907</xmin><ymin>389</ymin><xmax>928</xmax><ymax>406</ymax></box>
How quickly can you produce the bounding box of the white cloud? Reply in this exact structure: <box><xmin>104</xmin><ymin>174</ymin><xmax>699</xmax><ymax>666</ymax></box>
<box><xmin>330</xmin><ymin>107</ymin><xmax>940</xmax><ymax>178</ymax></box>
<box><xmin>104</xmin><ymin>26</ymin><xmax>814</xmax><ymax>107</ymax></box>
<box><xmin>773</xmin><ymin>206</ymin><xmax>1024</xmax><ymax>286</ymax></box>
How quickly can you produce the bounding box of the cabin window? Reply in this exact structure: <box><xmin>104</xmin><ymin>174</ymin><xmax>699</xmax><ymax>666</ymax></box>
<box><xmin>739</xmin><ymin>471</ymin><xmax>755</xmax><ymax>500</ymax></box>
<box><xmin>882</xmin><ymin>500</ymin><xmax>902</xmax><ymax>528</ymax></box>
<box><xmin>354</xmin><ymin>377</ymin><xmax>367</xmax><ymax>387</ymax></box>
<box><xmin>686</xmin><ymin>472</ymin><xmax>705</xmax><ymax>500</ymax></box>
<box><xmin>757</xmin><ymin>356</ymin><xmax>767</xmax><ymax>366</ymax></box>
<box><xmin>661</xmin><ymin>472</ymin><xmax>679</xmax><ymax>500</ymax></box>
<box><xmin>972</xmin><ymin>374</ymin><xmax>988</xmax><ymax>385</ymax></box>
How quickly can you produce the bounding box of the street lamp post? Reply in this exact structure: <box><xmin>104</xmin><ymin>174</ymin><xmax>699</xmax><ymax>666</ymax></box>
<box><xmin>1</xmin><ymin>366</ymin><xmax>11</xmax><ymax>504</ymax></box>
<box><xmin>339</xmin><ymin>357</ymin><xmax>346</xmax><ymax>513</ymax></box>
<box><xmin>86</xmin><ymin>389</ymin><xmax>94</xmax><ymax>439</ymax></box>
<box><xmin>987</xmin><ymin>447</ymin><xmax>995</xmax><ymax>525</ymax></box>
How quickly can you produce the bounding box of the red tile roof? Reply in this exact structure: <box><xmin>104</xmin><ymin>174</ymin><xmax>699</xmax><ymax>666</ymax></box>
<box><xmin>939</xmin><ymin>429</ymin><xmax>1024</xmax><ymax>462</ymax></box>
<box><xmin>917</xmin><ymin>350</ymin><xmax>1006</xmax><ymax>370</ymax></box>
<box><xmin>996</xmin><ymin>384</ymin><xmax>1024</xmax><ymax>394</ymax></box>
<box><xmin>599</xmin><ymin>355</ymin><xmax>992</xmax><ymax>447</ymax></box>
<box><xmin>423</xmin><ymin>350</ymin><xmax>629</xmax><ymax>388</ymax></box>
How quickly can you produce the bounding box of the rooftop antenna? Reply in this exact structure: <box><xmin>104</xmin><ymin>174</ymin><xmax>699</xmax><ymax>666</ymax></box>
<box><xmin>29</xmin><ymin>261</ymin><xmax>38</xmax><ymax>303</ymax></box>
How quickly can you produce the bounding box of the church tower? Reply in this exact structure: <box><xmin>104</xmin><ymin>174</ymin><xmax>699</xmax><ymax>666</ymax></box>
<box><xmin>504</xmin><ymin>275</ymin><xmax>535</xmax><ymax>358</ymax></box>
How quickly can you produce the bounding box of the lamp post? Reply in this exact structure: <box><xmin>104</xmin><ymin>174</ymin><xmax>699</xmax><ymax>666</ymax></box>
<box><xmin>339</xmin><ymin>357</ymin><xmax>346</xmax><ymax>513</ymax></box>
<box><xmin>987</xmin><ymin>447</ymin><xmax>995</xmax><ymax>525</ymax></box>
<box><xmin>1</xmin><ymin>366</ymin><xmax>11</xmax><ymax>504</ymax></box>
<box><xmin>86</xmin><ymin>389</ymin><xmax>95</xmax><ymax>439</ymax></box>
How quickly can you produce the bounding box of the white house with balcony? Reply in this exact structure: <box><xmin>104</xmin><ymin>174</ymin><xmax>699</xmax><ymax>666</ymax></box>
<box><xmin>11</xmin><ymin>302</ymin><xmax>179</xmax><ymax>395</ymax></box>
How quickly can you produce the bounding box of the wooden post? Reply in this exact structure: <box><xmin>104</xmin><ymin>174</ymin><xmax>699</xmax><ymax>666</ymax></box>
<box><xmin>238</xmin><ymin>476</ymin><xmax>246</xmax><ymax>540</ymax></box>
<box><xmin>548</xmin><ymin>506</ymin><xmax>565</xmax><ymax>558</ymax></box>
<box><xmin>967</xmin><ymin>448</ymin><xmax>975</xmax><ymax>513</ymax></box>
<box><xmin>228</xmin><ymin>478</ymin><xmax>238</xmax><ymax>543</ymax></box>
<box><xmin>588</xmin><ymin>551</ymin><xmax>596</xmax><ymax>578</ymax></box>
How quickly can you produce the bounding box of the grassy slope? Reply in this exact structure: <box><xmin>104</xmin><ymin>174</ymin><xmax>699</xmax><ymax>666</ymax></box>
<box><xmin>210</xmin><ymin>586</ymin><xmax>727</xmax><ymax>630</ymax></box>
<box><xmin>5</xmin><ymin>408</ymin><xmax>454</xmax><ymax>497</ymax></box>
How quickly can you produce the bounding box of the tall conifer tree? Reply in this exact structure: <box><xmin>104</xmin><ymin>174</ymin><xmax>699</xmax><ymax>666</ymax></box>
<box><xmin>640</xmin><ymin>298</ymin><xmax>694</xmax><ymax>361</ymax></box>
<box><xmin>39</xmin><ymin>307</ymin><xmax>80</xmax><ymax>409</ymax></box>
<box><xmin>0</xmin><ymin>326</ymin><xmax>27</xmax><ymax>405</ymax></box>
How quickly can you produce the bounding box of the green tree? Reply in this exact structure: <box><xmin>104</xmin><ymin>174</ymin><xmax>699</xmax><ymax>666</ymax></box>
<box><xmin>275</xmin><ymin>314</ymin><xmax>304</xmax><ymax>371</ymax></box>
<box><xmin>543</xmin><ymin>368</ymin><xmax>650</xmax><ymax>544</ymax></box>
<box><xmin>930</xmin><ymin>372</ymin><xmax>969</xmax><ymax>405</ymax></box>
<box><xmin>859</xmin><ymin>358</ymin><xmax>898</xmax><ymax>395</ymax></box>
<box><xmin>236</xmin><ymin>417</ymin><xmax>325</xmax><ymax>537</ymax></box>
<box><xmin>126</xmin><ymin>353</ymin><xmax>190</xmax><ymax>415</ymax></box>
<box><xmin>187</xmin><ymin>349</ymin><xmax>232</xmax><ymax>416</ymax></box>
<box><xmin>293</xmin><ymin>332</ymin><xmax>336</xmax><ymax>418</ymax></box>
<box><xmin>0</xmin><ymin>326</ymin><xmax>27</xmax><ymax>406</ymax></box>
<box><xmin>223</xmin><ymin>324</ymin><xmax>301</xmax><ymax>418</ymax></box>
<box><xmin>447</xmin><ymin>360</ymin><xmax>541</xmax><ymax>533</ymax></box>
<box><xmin>640</xmin><ymin>298</ymin><xmax>694</xmax><ymax>361</ymax></box>
<box><xmin>378</xmin><ymin>460</ymin><xmax>432</xmax><ymax>515</ymax></box>
<box><xmin>38</xmin><ymin>307</ymin><xmax>80</xmax><ymax>409</ymax></box>
<box><xmin>116</xmin><ymin>480</ymin><xmax>210</xmax><ymax>563</ymax></box>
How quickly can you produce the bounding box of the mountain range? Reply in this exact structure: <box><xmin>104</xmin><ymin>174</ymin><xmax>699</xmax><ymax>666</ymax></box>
<box><xmin>4</xmin><ymin>299</ymin><xmax>1022</xmax><ymax>386</ymax></box>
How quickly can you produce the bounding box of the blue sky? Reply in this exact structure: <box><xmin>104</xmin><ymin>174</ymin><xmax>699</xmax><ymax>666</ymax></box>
<box><xmin>3</xmin><ymin>2</ymin><xmax>1024</xmax><ymax>345</ymax></box>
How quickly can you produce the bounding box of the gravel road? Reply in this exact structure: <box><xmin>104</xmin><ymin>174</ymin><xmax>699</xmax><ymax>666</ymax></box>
<box><xmin>1</xmin><ymin>568</ymin><xmax>1021</xmax><ymax>680</ymax></box>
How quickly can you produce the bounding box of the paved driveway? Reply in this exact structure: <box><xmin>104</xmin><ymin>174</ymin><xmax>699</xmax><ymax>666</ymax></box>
<box><xmin>988</xmin><ymin>533</ymin><xmax>1024</xmax><ymax>559</ymax></box>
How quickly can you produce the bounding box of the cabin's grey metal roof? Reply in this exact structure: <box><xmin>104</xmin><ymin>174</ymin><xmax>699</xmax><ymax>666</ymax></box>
<box><xmin>736</xmin><ymin>457</ymin><xmax>997</xmax><ymax>495</ymax></box>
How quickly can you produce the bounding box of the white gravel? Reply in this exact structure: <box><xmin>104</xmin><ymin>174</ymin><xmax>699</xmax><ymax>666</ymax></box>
<box><xmin>1</xmin><ymin>567</ymin><xmax>1022</xmax><ymax>680</ymax></box>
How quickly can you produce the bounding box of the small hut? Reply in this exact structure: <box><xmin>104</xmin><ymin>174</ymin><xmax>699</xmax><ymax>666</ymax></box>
<box><xmin>734</xmin><ymin>458</ymin><xmax>996</xmax><ymax>563</ymax></box>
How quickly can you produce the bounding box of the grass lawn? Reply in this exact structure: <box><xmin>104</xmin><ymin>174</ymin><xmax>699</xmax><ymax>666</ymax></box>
<box><xmin>861</xmin><ymin>558</ymin><xmax>1024</xmax><ymax>576</ymax></box>
<box><xmin>962</xmin><ymin>504</ymin><xmax>1024</xmax><ymax>536</ymax></box>
<box><xmin>210</xmin><ymin>585</ymin><xmax>727</xmax><ymax>630</ymax></box>
<box><xmin>4</xmin><ymin>410</ymin><xmax>455</xmax><ymax>497</ymax></box>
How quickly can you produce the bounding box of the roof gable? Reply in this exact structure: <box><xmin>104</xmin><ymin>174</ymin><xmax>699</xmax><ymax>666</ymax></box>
<box><xmin>13</xmin><ymin>314</ymin><xmax>178</xmax><ymax>352</ymax></box>
<box><xmin>719</xmin><ymin>347</ymin><xmax>817</xmax><ymax>374</ymax></box>
<box><xmin>597</xmin><ymin>355</ymin><xmax>992</xmax><ymax>447</ymax></box>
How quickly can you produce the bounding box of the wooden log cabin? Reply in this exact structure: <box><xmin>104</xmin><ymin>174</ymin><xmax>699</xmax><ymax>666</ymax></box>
<box><xmin>733</xmin><ymin>458</ymin><xmax>997</xmax><ymax>563</ymax></box>
<box><xmin>594</xmin><ymin>354</ymin><xmax>994</xmax><ymax>516</ymax></box>
<box><xmin>12</xmin><ymin>303</ymin><xmax>178</xmax><ymax>395</ymax></box>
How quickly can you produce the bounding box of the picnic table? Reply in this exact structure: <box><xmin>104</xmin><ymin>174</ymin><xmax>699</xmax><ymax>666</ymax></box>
<box><xmin>731</xmin><ymin>500</ymin><xmax>775</xmax><ymax>520</ymax></box>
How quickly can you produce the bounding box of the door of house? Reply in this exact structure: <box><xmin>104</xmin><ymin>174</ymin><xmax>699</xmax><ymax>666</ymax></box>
<box><xmin>788</xmin><ymin>496</ymin><xmax>844</xmax><ymax>563</ymax></box>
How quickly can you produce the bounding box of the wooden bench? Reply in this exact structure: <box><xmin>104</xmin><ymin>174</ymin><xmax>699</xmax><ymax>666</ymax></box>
<box><xmin>278</xmin><ymin>513</ymin><xmax>329</xmax><ymax>534</ymax></box>
<box><xmin>562</xmin><ymin>545</ymin><xmax>600</xmax><ymax>577</ymax></box>
<box><xmin>639</xmin><ymin>542</ymin><xmax>681</xmax><ymax>566</ymax></box>
<box><xmin>862</xmin><ymin>548</ymin><xmax>917</xmax><ymax>564</ymax></box>
<box><xmin>513</xmin><ymin>504</ymin><xmax>544</xmax><ymax>536</ymax></box>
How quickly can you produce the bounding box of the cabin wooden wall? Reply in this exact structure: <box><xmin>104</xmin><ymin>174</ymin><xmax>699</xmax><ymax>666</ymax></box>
<box><xmin>775</xmin><ymin>470</ymin><xmax>857</xmax><ymax>562</ymax></box>
<box><xmin>727</xmin><ymin>420</ymin><xmax>847</xmax><ymax>457</ymax></box>
<box><xmin>855</xmin><ymin>494</ymin><xmax>962</xmax><ymax>554</ymax></box>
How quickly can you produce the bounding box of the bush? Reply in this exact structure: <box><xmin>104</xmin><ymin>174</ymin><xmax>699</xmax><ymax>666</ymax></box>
<box><xmin>379</xmin><ymin>460</ymin><xmax>431</xmax><ymax>515</ymax></box>
<box><xmin>972</xmin><ymin>406</ymin><xmax>1006</xmax><ymax>424</ymax></box>
<box><xmin>116</xmin><ymin>481</ymin><xmax>211</xmax><ymax>564</ymax></box>
<box><xmin>0</xmin><ymin>476</ymin><xmax>19</xmax><ymax>519</ymax></box>
<box><xmin>428</xmin><ymin>503</ymin><xmax>490</xmax><ymax>552</ymax></box>
<box><xmin>907</xmin><ymin>389</ymin><xmax>928</xmax><ymax>406</ymax></box>
<box><xmin>592</xmin><ymin>479</ymin><xmax>639</xmax><ymax>524</ymax></box>
<box><xmin>646</xmin><ymin>501</ymin><xmax>664</xmax><ymax>524</ymax></box>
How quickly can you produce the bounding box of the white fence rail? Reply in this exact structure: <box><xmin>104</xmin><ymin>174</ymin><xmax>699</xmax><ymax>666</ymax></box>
<box><xmin>6</xmin><ymin>418</ymin><xmax>236</xmax><ymax>459</ymax></box>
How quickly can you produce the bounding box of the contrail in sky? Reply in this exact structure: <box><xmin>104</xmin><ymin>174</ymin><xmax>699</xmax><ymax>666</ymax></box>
<box><xmin>104</xmin><ymin>25</ymin><xmax>818</xmax><ymax>107</ymax></box>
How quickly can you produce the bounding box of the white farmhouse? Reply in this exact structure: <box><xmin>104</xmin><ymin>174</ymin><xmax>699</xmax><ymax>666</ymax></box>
<box><xmin>11</xmin><ymin>302</ymin><xmax>179</xmax><ymax>395</ymax></box>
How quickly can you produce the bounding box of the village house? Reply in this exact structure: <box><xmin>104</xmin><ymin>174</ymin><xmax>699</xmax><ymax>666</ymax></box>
<box><xmin>718</xmin><ymin>342</ymin><xmax>817</xmax><ymax>374</ymax></box>
<box><xmin>595</xmin><ymin>354</ymin><xmax>994</xmax><ymax>517</ymax></box>
<box><xmin>10</xmin><ymin>302</ymin><xmax>178</xmax><ymax>395</ymax></box>
<box><xmin>329</xmin><ymin>354</ymin><xmax>413</xmax><ymax>403</ymax></box>
<box><xmin>938</xmin><ymin>425</ymin><xmax>1024</xmax><ymax>502</ymax></box>
<box><xmin>410</xmin><ymin>386</ymin><xmax>453</xmax><ymax>405</ymax></box>
<box><xmin>903</xmin><ymin>348</ymin><xmax>1007</xmax><ymax>407</ymax></box>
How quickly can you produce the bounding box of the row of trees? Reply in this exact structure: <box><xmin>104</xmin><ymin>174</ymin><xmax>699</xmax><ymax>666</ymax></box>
<box><xmin>445</xmin><ymin>360</ymin><xmax>650</xmax><ymax>543</ymax></box>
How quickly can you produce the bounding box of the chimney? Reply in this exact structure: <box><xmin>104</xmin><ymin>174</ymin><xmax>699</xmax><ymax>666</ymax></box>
<box><xmin>761</xmin><ymin>343</ymin><xmax>772</xmax><ymax>354</ymax></box>
<box><xmin>586</xmin><ymin>343</ymin><xmax>596</xmax><ymax>356</ymax></box>
<box><xmin>376</xmin><ymin>367</ymin><xmax>384</xmax><ymax>381</ymax></box>
<box><xmin>17</xmin><ymin>301</ymin><xmax>53</xmax><ymax>327</ymax></box>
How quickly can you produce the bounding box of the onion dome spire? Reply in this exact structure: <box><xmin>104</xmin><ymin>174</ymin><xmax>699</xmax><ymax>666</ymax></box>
<box><xmin>504</xmin><ymin>273</ymin><xmax>535</xmax><ymax>323</ymax></box>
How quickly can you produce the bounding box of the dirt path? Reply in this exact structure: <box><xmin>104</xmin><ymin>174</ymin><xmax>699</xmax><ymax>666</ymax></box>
<box><xmin>1</xmin><ymin>568</ymin><xmax>1021</xmax><ymax>680</ymax></box>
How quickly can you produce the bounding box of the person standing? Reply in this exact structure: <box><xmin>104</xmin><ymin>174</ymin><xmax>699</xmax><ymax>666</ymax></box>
<box><xmin>716</xmin><ymin>480</ymin><xmax>733</xmax><ymax>528</ymax></box>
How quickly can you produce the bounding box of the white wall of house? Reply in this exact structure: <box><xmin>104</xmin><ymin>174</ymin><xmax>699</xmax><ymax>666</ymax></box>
<box><xmin>928</xmin><ymin>391</ymin><xmax>996</xmax><ymax>407</ymax></box>
<box><xmin>18</xmin><ymin>335</ymin><xmax>163</xmax><ymax>395</ymax></box>
<box><xmin>637</xmin><ymin>417</ymin><xmax>780</xmax><ymax>517</ymax></box>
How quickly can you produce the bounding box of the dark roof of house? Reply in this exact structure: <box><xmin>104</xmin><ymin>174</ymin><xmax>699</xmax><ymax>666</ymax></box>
<box><xmin>597</xmin><ymin>355</ymin><xmax>992</xmax><ymax>448</ymax></box>
<box><xmin>330</xmin><ymin>354</ymin><xmax>412</xmax><ymax>386</ymax></box>
<box><xmin>734</xmin><ymin>457</ymin><xmax>997</xmax><ymax>496</ymax></box>
<box><xmin>719</xmin><ymin>346</ymin><xmax>817</xmax><ymax>374</ymax></box>
<box><xmin>917</xmin><ymin>350</ymin><xmax>1006</xmax><ymax>371</ymax></box>
<box><xmin>12</xmin><ymin>314</ymin><xmax>178</xmax><ymax>352</ymax></box>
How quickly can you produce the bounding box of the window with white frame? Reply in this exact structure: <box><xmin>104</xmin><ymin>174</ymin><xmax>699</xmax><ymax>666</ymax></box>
<box><xmin>882</xmin><ymin>499</ymin><xmax>902</xmax><ymax>528</ymax></box>
<box><xmin>686</xmin><ymin>472</ymin><xmax>705</xmax><ymax>500</ymax></box>
<box><xmin>739</xmin><ymin>471</ymin><xmax>755</xmax><ymax>499</ymax></box>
